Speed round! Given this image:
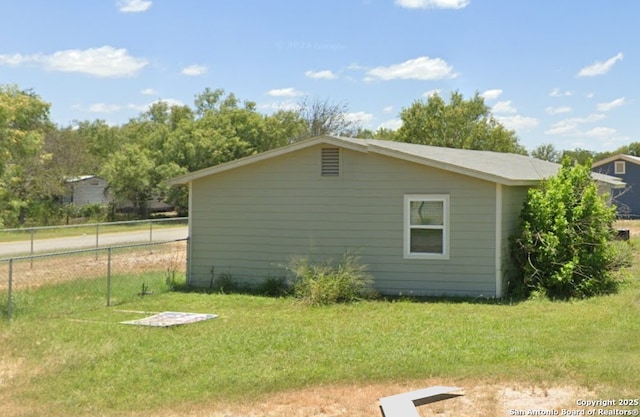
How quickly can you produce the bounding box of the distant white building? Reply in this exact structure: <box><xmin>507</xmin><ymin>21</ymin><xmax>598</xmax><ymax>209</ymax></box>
<box><xmin>62</xmin><ymin>175</ymin><xmax>174</xmax><ymax>213</ymax></box>
<box><xmin>62</xmin><ymin>176</ymin><xmax>110</xmax><ymax>206</ymax></box>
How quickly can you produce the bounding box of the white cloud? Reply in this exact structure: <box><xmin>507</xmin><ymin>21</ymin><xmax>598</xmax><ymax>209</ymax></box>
<box><xmin>378</xmin><ymin>118</ymin><xmax>403</xmax><ymax>131</ymax></box>
<box><xmin>88</xmin><ymin>103</ymin><xmax>122</xmax><ymax>113</ymax></box>
<box><xmin>305</xmin><ymin>69</ymin><xmax>337</xmax><ymax>80</ymax></box>
<box><xmin>422</xmin><ymin>89</ymin><xmax>441</xmax><ymax>98</ymax></box>
<box><xmin>345</xmin><ymin>111</ymin><xmax>375</xmax><ymax>126</ymax></box>
<box><xmin>545</xmin><ymin>123</ymin><xmax>578</xmax><ymax>136</ymax></box>
<box><xmin>181</xmin><ymin>64</ymin><xmax>207</xmax><ymax>76</ymax></box>
<box><xmin>0</xmin><ymin>54</ymin><xmax>26</xmax><ymax>65</ymax></box>
<box><xmin>140</xmin><ymin>88</ymin><xmax>158</xmax><ymax>96</ymax></box>
<box><xmin>117</xmin><ymin>0</ymin><xmax>152</xmax><ymax>13</ymax></box>
<box><xmin>0</xmin><ymin>46</ymin><xmax>148</xmax><ymax>77</ymax></box>
<box><xmin>545</xmin><ymin>113</ymin><xmax>605</xmax><ymax>136</ymax></box>
<box><xmin>545</xmin><ymin>106</ymin><xmax>572</xmax><ymax>115</ymax></box>
<box><xmin>152</xmin><ymin>98</ymin><xmax>183</xmax><ymax>108</ymax></box>
<box><xmin>365</xmin><ymin>56</ymin><xmax>457</xmax><ymax>81</ymax></box>
<box><xmin>267</xmin><ymin>88</ymin><xmax>303</xmax><ymax>97</ymax></box>
<box><xmin>496</xmin><ymin>115</ymin><xmax>538</xmax><ymax>132</ymax></box>
<box><xmin>597</xmin><ymin>97</ymin><xmax>625</xmax><ymax>112</ymax></box>
<box><xmin>574</xmin><ymin>113</ymin><xmax>606</xmax><ymax>123</ymax></box>
<box><xmin>383</xmin><ymin>106</ymin><xmax>394</xmax><ymax>113</ymax></box>
<box><xmin>125</xmin><ymin>98</ymin><xmax>184</xmax><ymax>113</ymax></box>
<box><xmin>394</xmin><ymin>0</ymin><xmax>470</xmax><ymax>9</ymax></box>
<box><xmin>585</xmin><ymin>126</ymin><xmax>617</xmax><ymax>137</ymax></box>
<box><xmin>480</xmin><ymin>89</ymin><xmax>502</xmax><ymax>100</ymax></box>
<box><xmin>492</xmin><ymin>100</ymin><xmax>516</xmax><ymax>114</ymax></box>
<box><xmin>549</xmin><ymin>88</ymin><xmax>573</xmax><ymax>97</ymax></box>
<box><xmin>577</xmin><ymin>52</ymin><xmax>623</xmax><ymax>77</ymax></box>
<box><xmin>346</xmin><ymin>63</ymin><xmax>366</xmax><ymax>71</ymax></box>
<box><xmin>258</xmin><ymin>100</ymin><xmax>299</xmax><ymax>112</ymax></box>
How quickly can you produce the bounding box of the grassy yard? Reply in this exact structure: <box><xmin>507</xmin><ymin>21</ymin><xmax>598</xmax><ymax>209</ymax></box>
<box><xmin>1</xmin><ymin>244</ymin><xmax>639</xmax><ymax>416</ymax></box>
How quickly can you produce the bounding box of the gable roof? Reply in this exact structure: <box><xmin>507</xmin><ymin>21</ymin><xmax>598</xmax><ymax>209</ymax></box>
<box><xmin>592</xmin><ymin>153</ymin><xmax>640</xmax><ymax>169</ymax></box>
<box><xmin>169</xmin><ymin>135</ymin><xmax>624</xmax><ymax>187</ymax></box>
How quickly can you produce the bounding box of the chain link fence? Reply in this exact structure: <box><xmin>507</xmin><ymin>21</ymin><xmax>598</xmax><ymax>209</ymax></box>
<box><xmin>0</xmin><ymin>239</ymin><xmax>187</xmax><ymax>320</ymax></box>
<box><xmin>0</xmin><ymin>217</ymin><xmax>188</xmax><ymax>258</ymax></box>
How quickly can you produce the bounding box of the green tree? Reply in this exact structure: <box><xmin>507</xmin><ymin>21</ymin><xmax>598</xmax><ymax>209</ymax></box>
<box><xmin>73</xmin><ymin>119</ymin><xmax>126</xmax><ymax>161</ymax></box>
<box><xmin>0</xmin><ymin>85</ymin><xmax>52</xmax><ymax>226</ymax></box>
<box><xmin>355</xmin><ymin>126</ymin><xmax>398</xmax><ymax>140</ymax></box>
<box><xmin>396</xmin><ymin>91</ymin><xmax>525</xmax><ymax>153</ymax></box>
<box><xmin>531</xmin><ymin>143</ymin><xmax>561</xmax><ymax>162</ymax></box>
<box><xmin>561</xmin><ymin>148</ymin><xmax>596</xmax><ymax>166</ymax></box>
<box><xmin>45</xmin><ymin>126</ymin><xmax>99</xmax><ymax>176</ymax></box>
<box><xmin>100</xmin><ymin>144</ymin><xmax>156</xmax><ymax>218</ymax></box>
<box><xmin>510</xmin><ymin>158</ymin><xmax>619</xmax><ymax>299</ymax></box>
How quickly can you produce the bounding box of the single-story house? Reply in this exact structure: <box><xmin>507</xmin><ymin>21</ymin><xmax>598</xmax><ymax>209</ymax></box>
<box><xmin>169</xmin><ymin>135</ymin><xmax>623</xmax><ymax>298</ymax></box>
<box><xmin>62</xmin><ymin>175</ymin><xmax>110</xmax><ymax>206</ymax></box>
<box><xmin>62</xmin><ymin>175</ymin><xmax>173</xmax><ymax>213</ymax></box>
<box><xmin>592</xmin><ymin>154</ymin><xmax>640</xmax><ymax>218</ymax></box>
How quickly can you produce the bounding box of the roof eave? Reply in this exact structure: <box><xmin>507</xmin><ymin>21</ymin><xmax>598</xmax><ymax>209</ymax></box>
<box><xmin>168</xmin><ymin>135</ymin><xmax>368</xmax><ymax>185</ymax></box>
<box><xmin>592</xmin><ymin>154</ymin><xmax>640</xmax><ymax>168</ymax></box>
<box><xmin>365</xmin><ymin>143</ymin><xmax>540</xmax><ymax>186</ymax></box>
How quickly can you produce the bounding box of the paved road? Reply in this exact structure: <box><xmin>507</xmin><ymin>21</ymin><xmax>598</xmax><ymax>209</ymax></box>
<box><xmin>0</xmin><ymin>226</ymin><xmax>188</xmax><ymax>258</ymax></box>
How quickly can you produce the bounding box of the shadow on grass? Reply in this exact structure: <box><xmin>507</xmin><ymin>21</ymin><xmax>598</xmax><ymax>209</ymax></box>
<box><xmin>168</xmin><ymin>278</ymin><xmax>527</xmax><ymax>306</ymax></box>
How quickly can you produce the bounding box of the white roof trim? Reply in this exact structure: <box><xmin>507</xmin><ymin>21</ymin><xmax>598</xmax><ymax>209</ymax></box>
<box><xmin>592</xmin><ymin>153</ymin><xmax>640</xmax><ymax>168</ymax></box>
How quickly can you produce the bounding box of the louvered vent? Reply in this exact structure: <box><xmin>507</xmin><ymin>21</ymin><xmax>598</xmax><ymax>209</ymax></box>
<box><xmin>321</xmin><ymin>147</ymin><xmax>340</xmax><ymax>176</ymax></box>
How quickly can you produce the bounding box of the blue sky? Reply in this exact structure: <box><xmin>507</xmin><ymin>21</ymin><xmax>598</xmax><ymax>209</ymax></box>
<box><xmin>0</xmin><ymin>0</ymin><xmax>636</xmax><ymax>152</ymax></box>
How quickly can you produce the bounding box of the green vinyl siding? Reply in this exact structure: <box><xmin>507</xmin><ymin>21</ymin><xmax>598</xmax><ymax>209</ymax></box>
<box><xmin>188</xmin><ymin>144</ymin><xmax>499</xmax><ymax>297</ymax></box>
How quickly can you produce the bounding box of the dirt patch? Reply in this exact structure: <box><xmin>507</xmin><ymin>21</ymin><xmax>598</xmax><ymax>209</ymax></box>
<box><xmin>0</xmin><ymin>357</ymin><xmax>24</xmax><ymax>388</ymax></box>
<box><xmin>127</xmin><ymin>380</ymin><xmax>594</xmax><ymax>417</ymax></box>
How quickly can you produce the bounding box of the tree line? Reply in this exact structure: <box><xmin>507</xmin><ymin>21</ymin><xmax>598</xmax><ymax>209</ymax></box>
<box><xmin>0</xmin><ymin>83</ymin><xmax>633</xmax><ymax>227</ymax></box>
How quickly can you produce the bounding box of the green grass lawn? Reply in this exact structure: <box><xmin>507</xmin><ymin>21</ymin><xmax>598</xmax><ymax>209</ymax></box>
<box><xmin>1</xmin><ymin>246</ymin><xmax>639</xmax><ymax>416</ymax></box>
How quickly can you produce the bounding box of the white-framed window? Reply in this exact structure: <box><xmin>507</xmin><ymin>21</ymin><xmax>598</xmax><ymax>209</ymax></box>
<box><xmin>614</xmin><ymin>161</ymin><xmax>626</xmax><ymax>175</ymax></box>
<box><xmin>404</xmin><ymin>194</ymin><xmax>450</xmax><ymax>260</ymax></box>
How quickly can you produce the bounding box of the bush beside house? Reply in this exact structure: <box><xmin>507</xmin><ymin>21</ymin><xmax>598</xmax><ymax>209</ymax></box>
<box><xmin>509</xmin><ymin>158</ymin><xmax>621</xmax><ymax>299</ymax></box>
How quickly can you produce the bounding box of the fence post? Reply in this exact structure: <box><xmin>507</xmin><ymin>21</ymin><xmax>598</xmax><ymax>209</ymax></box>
<box><xmin>149</xmin><ymin>220</ymin><xmax>153</xmax><ymax>242</ymax></box>
<box><xmin>8</xmin><ymin>259</ymin><xmax>13</xmax><ymax>320</ymax></box>
<box><xmin>30</xmin><ymin>229</ymin><xmax>34</xmax><ymax>269</ymax></box>
<box><xmin>106</xmin><ymin>247</ymin><xmax>112</xmax><ymax>307</ymax></box>
<box><xmin>95</xmin><ymin>223</ymin><xmax>100</xmax><ymax>260</ymax></box>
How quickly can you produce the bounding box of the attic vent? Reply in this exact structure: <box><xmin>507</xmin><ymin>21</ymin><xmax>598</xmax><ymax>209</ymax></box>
<box><xmin>321</xmin><ymin>147</ymin><xmax>340</xmax><ymax>177</ymax></box>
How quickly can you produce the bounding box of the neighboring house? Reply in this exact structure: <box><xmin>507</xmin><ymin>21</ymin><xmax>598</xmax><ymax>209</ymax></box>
<box><xmin>169</xmin><ymin>135</ymin><xmax>623</xmax><ymax>298</ymax></box>
<box><xmin>592</xmin><ymin>154</ymin><xmax>640</xmax><ymax>218</ymax></box>
<box><xmin>62</xmin><ymin>176</ymin><xmax>173</xmax><ymax>213</ymax></box>
<box><xmin>62</xmin><ymin>175</ymin><xmax>110</xmax><ymax>206</ymax></box>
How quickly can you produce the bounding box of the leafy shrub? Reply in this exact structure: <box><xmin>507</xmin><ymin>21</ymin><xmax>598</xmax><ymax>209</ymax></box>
<box><xmin>286</xmin><ymin>251</ymin><xmax>377</xmax><ymax>305</ymax></box>
<box><xmin>255</xmin><ymin>276</ymin><xmax>291</xmax><ymax>297</ymax></box>
<box><xmin>78</xmin><ymin>204</ymin><xmax>108</xmax><ymax>221</ymax></box>
<box><xmin>210</xmin><ymin>272</ymin><xmax>239</xmax><ymax>294</ymax></box>
<box><xmin>609</xmin><ymin>240</ymin><xmax>634</xmax><ymax>271</ymax></box>
<box><xmin>510</xmin><ymin>158</ymin><xmax>620</xmax><ymax>299</ymax></box>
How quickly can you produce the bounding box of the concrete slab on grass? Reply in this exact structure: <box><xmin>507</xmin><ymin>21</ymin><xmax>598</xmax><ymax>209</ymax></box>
<box><xmin>379</xmin><ymin>385</ymin><xmax>463</xmax><ymax>417</ymax></box>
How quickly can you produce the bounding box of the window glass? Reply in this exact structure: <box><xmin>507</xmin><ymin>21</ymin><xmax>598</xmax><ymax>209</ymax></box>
<box><xmin>410</xmin><ymin>201</ymin><xmax>443</xmax><ymax>225</ymax></box>
<box><xmin>410</xmin><ymin>228</ymin><xmax>443</xmax><ymax>253</ymax></box>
